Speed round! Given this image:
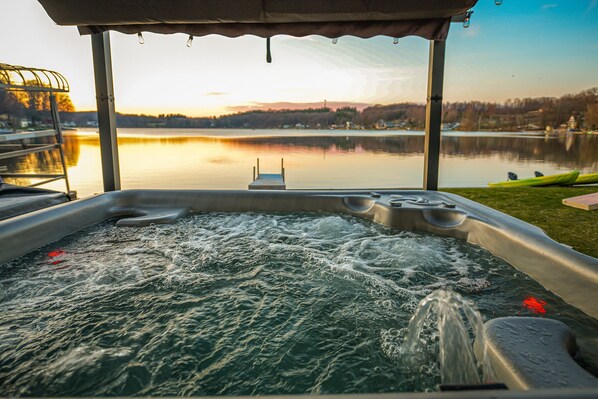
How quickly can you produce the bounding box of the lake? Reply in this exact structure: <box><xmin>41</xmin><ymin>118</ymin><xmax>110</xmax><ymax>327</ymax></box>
<box><xmin>2</xmin><ymin>128</ymin><xmax>597</xmax><ymax>198</ymax></box>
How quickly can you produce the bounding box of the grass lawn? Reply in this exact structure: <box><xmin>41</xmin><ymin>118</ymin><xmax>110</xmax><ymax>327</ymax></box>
<box><xmin>443</xmin><ymin>187</ymin><xmax>598</xmax><ymax>259</ymax></box>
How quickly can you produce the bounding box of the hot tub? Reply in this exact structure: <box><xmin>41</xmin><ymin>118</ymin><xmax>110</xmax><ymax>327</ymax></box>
<box><xmin>1</xmin><ymin>189</ymin><xmax>597</xmax><ymax>398</ymax></box>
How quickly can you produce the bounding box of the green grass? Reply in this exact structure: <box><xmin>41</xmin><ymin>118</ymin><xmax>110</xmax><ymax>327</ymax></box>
<box><xmin>443</xmin><ymin>187</ymin><xmax>598</xmax><ymax>259</ymax></box>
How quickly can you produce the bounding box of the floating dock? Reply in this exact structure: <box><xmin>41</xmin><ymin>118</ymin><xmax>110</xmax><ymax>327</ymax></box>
<box><xmin>248</xmin><ymin>158</ymin><xmax>286</xmax><ymax>190</ymax></box>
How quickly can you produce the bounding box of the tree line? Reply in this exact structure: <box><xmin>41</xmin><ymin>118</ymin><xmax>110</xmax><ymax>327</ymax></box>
<box><xmin>0</xmin><ymin>89</ymin><xmax>74</xmax><ymax>127</ymax></box>
<box><xmin>2</xmin><ymin>87</ymin><xmax>597</xmax><ymax>131</ymax></box>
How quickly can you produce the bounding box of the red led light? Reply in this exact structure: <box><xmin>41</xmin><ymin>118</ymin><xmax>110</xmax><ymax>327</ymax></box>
<box><xmin>47</xmin><ymin>249</ymin><xmax>68</xmax><ymax>269</ymax></box>
<box><xmin>48</xmin><ymin>250</ymin><xmax>65</xmax><ymax>258</ymax></box>
<box><xmin>522</xmin><ymin>297</ymin><xmax>547</xmax><ymax>314</ymax></box>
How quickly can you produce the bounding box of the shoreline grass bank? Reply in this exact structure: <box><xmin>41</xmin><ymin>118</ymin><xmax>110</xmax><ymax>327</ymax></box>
<box><xmin>444</xmin><ymin>187</ymin><xmax>598</xmax><ymax>259</ymax></box>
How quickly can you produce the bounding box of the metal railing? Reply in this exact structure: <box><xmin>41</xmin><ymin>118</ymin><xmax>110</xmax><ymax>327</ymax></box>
<box><xmin>0</xmin><ymin>63</ymin><xmax>69</xmax><ymax>92</ymax></box>
<box><xmin>0</xmin><ymin>63</ymin><xmax>71</xmax><ymax>193</ymax></box>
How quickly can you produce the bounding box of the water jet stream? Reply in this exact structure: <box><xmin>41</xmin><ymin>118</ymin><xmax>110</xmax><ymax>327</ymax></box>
<box><xmin>402</xmin><ymin>289</ymin><xmax>495</xmax><ymax>385</ymax></box>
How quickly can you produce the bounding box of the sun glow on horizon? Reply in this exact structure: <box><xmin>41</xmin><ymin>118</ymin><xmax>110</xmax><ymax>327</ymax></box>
<box><xmin>106</xmin><ymin>33</ymin><xmax>431</xmax><ymax>117</ymax></box>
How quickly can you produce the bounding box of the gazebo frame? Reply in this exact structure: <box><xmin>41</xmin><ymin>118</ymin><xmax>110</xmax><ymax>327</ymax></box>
<box><xmin>36</xmin><ymin>0</ymin><xmax>478</xmax><ymax>192</ymax></box>
<box><xmin>90</xmin><ymin>33</ymin><xmax>447</xmax><ymax>192</ymax></box>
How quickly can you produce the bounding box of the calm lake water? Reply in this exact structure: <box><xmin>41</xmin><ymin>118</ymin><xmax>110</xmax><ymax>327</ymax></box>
<box><xmin>2</xmin><ymin>128</ymin><xmax>597</xmax><ymax>198</ymax></box>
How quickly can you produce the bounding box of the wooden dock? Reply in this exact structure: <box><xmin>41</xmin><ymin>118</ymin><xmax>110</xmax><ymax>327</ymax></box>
<box><xmin>248</xmin><ymin>158</ymin><xmax>286</xmax><ymax>190</ymax></box>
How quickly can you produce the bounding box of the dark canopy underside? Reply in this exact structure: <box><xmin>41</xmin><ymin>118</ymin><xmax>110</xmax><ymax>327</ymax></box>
<box><xmin>37</xmin><ymin>0</ymin><xmax>478</xmax><ymax>40</ymax></box>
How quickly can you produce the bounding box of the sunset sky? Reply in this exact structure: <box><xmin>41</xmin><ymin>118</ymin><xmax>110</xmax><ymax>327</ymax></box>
<box><xmin>1</xmin><ymin>0</ymin><xmax>597</xmax><ymax>117</ymax></box>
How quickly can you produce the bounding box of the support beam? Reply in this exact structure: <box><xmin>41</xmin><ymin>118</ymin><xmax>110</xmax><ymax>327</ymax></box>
<box><xmin>423</xmin><ymin>40</ymin><xmax>446</xmax><ymax>191</ymax></box>
<box><xmin>91</xmin><ymin>31</ymin><xmax>121</xmax><ymax>191</ymax></box>
<box><xmin>49</xmin><ymin>93</ymin><xmax>70</xmax><ymax>193</ymax></box>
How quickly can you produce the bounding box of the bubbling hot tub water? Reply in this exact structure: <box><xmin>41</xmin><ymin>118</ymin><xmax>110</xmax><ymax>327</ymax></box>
<box><xmin>0</xmin><ymin>213</ymin><xmax>596</xmax><ymax>396</ymax></box>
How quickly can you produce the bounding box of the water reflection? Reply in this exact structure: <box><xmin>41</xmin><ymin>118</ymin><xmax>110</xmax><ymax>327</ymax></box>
<box><xmin>0</xmin><ymin>136</ymin><xmax>80</xmax><ymax>172</ymax></box>
<box><xmin>1</xmin><ymin>129</ymin><xmax>596</xmax><ymax>198</ymax></box>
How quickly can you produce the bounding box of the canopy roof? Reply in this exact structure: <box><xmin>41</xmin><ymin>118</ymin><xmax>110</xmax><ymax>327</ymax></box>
<box><xmin>0</xmin><ymin>63</ymin><xmax>69</xmax><ymax>93</ymax></box>
<box><xmin>37</xmin><ymin>0</ymin><xmax>477</xmax><ymax>40</ymax></box>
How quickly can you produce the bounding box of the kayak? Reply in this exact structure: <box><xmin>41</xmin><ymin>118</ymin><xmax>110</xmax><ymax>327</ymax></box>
<box><xmin>488</xmin><ymin>171</ymin><xmax>580</xmax><ymax>187</ymax></box>
<box><xmin>572</xmin><ymin>172</ymin><xmax>598</xmax><ymax>185</ymax></box>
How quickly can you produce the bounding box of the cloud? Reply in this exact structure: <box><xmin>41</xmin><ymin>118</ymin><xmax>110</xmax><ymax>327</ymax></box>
<box><xmin>205</xmin><ymin>91</ymin><xmax>228</xmax><ymax>96</ymax></box>
<box><xmin>589</xmin><ymin>0</ymin><xmax>598</xmax><ymax>10</ymax></box>
<box><xmin>226</xmin><ymin>101</ymin><xmax>373</xmax><ymax>113</ymax></box>
<box><xmin>542</xmin><ymin>3</ymin><xmax>558</xmax><ymax>9</ymax></box>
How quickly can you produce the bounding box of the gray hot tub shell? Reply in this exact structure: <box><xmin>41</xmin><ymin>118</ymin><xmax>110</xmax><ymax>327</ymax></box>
<box><xmin>0</xmin><ymin>189</ymin><xmax>597</xmax><ymax>397</ymax></box>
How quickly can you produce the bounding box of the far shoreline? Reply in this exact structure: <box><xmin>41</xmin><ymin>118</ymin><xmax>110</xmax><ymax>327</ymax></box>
<box><xmin>67</xmin><ymin>127</ymin><xmax>560</xmax><ymax>140</ymax></box>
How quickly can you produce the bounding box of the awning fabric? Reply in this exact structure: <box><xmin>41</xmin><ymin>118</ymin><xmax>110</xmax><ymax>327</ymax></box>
<box><xmin>37</xmin><ymin>0</ymin><xmax>478</xmax><ymax>40</ymax></box>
